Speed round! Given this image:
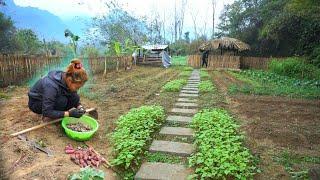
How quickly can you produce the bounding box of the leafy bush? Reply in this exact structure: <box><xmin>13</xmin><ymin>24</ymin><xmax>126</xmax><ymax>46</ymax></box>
<box><xmin>199</xmin><ymin>80</ymin><xmax>215</xmax><ymax>93</ymax></box>
<box><xmin>200</xmin><ymin>70</ymin><xmax>209</xmax><ymax>79</ymax></box>
<box><xmin>309</xmin><ymin>45</ymin><xmax>320</xmax><ymax>68</ymax></box>
<box><xmin>183</xmin><ymin>66</ymin><xmax>193</xmax><ymax>71</ymax></box>
<box><xmin>189</xmin><ymin>109</ymin><xmax>257</xmax><ymax>179</ymax></box>
<box><xmin>268</xmin><ymin>57</ymin><xmax>320</xmax><ymax>80</ymax></box>
<box><xmin>179</xmin><ymin>71</ymin><xmax>192</xmax><ymax>77</ymax></box>
<box><xmin>68</xmin><ymin>167</ymin><xmax>105</xmax><ymax>180</ymax></box>
<box><xmin>111</xmin><ymin>106</ymin><xmax>165</xmax><ymax>170</ymax></box>
<box><xmin>162</xmin><ymin>79</ymin><xmax>187</xmax><ymax>92</ymax></box>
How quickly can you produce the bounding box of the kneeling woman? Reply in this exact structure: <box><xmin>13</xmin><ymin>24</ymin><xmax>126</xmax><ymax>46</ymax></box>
<box><xmin>28</xmin><ymin>59</ymin><xmax>88</xmax><ymax>121</ymax></box>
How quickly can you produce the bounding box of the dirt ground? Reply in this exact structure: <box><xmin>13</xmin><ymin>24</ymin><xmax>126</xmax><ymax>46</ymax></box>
<box><xmin>211</xmin><ymin>70</ymin><xmax>320</xmax><ymax>179</ymax></box>
<box><xmin>1</xmin><ymin>67</ymin><xmax>319</xmax><ymax>179</ymax></box>
<box><xmin>0</xmin><ymin>66</ymin><xmax>180</xmax><ymax>179</ymax></box>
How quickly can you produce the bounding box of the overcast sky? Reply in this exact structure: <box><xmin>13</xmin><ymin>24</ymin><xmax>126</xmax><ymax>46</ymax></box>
<box><xmin>14</xmin><ymin>0</ymin><xmax>234</xmax><ymax>39</ymax></box>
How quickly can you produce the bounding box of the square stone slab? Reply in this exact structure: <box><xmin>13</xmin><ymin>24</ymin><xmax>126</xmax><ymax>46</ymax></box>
<box><xmin>166</xmin><ymin>115</ymin><xmax>193</xmax><ymax>124</ymax></box>
<box><xmin>180</xmin><ymin>90</ymin><xmax>199</xmax><ymax>94</ymax></box>
<box><xmin>135</xmin><ymin>162</ymin><xmax>193</xmax><ymax>180</ymax></box>
<box><xmin>175</xmin><ymin>102</ymin><xmax>198</xmax><ymax>108</ymax></box>
<box><xmin>171</xmin><ymin>108</ymin><xmax>197</xmax><ymax>114</ymax></box>
<box><xmin>149</xmin><ymin>140</ymin><xmax>194</xmax><ymax>156</ymax></box>
<box><xmin>177</xmin><ymin>98</ymin><xmax>197</xmax><ymax>102</ymax></box>
<box><xmin>182</xmin><ymin>87</ymin><xmax>198</xmax><ymax>91</ymax></box>
<box><xmin>160</xmin><ymin>127</ymin><xmax>193</xmax><ymax>137</ymax></box>
<box><xmin>179</xmin><ymin>93</ymin><xmax>198</xmax><ymax>97</ymax></box>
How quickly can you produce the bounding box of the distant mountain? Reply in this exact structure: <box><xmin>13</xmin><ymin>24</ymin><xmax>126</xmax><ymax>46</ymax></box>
<box><xmin>0</xmin><ymin>0</ymin><xmax>89</xmax><ymax>43</ymax></box>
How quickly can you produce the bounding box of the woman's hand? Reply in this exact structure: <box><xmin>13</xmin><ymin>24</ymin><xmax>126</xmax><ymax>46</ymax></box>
<box><xmin>68</xmin><ymin>108</ymin><xmax>85</xmax><ymax>118</ymax></box>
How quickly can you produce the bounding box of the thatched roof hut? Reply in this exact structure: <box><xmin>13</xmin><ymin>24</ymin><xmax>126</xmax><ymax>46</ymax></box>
<box><xmin>199</xmin><ymin>37</ymin><xmax>250</xmax><ymax>55</ymax></box>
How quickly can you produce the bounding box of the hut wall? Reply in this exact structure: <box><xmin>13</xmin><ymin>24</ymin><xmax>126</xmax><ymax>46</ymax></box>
<box><xmin>188</xmin><ymin>55</ymin><xmax>285</xmax><ymax>70</ymax></box>
<box><xmin>187</xmin><ymin>55</ymin><xmax>240</xmax><ymax>70</ymax></box>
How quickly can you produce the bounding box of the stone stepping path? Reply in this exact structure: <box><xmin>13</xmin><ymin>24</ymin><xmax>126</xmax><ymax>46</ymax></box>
<box><xmin>166</xmin><ymin>115</ymin><xmax>193</xmax><ymax>125</ymax></box>
<box><xmin>182</xmin><ymin>87</ymin><xmax>198</xmax><ymax>91</ymax></box>
<box><xmin>175</xmin><ymin>102</ymin><xmax>198</xmax><ymax>108</ymax></box>
<box><xmin>177</xmin><ymin>98</ymin><xmax>197</xmax><ymax>102</ymax></box>
<box><xmin>135</xmin><ymin>69</ymin><xmax>200</xmax><ymax>179</ymax></box>
<box><xmin>179</xmin><ymin>93</ymin><xmax>198</xmax><ymax>97</ymax></box>
<box><xmin>180</xmin><ymin>90</ymin><xmax>199</xmax><ymax>94</ymax></box>
<box><xmin>171</xmin><ymin>108</ymin><xmax>197</xmax><ymax>114</ymax></box>
<box><xmin>149</xmin><ymin>140</ymin><xmax>194</xmax><ymax>156</ymax></box>
<box><xmin>135</xmin><ymin>162</ymin><xmax>193</xmax><ymax>180</ymax></box>
<box><xmin>160</xmin><ymin>127</ymin><xmax>193</xmax><ymax>137</ymax></box>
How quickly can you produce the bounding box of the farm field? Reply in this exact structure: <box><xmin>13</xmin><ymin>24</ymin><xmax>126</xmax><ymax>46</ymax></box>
<box><xmin>0</xmin><ymin>66</ymin><xmax>182</xmax><ymax>179</ymax></box>
<box><xmin>1</xmin><ymin>66</ymin><xmax>319</xmax><ymax>179</ymax></box>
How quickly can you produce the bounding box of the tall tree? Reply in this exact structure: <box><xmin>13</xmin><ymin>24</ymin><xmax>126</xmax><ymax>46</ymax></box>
<box><xmin>0</xmin><ymin>13</ymin><xmax>16</xmax><ymax>53</ymax></box>
<box><xmin>15</xmin><ymin>29</ymin><xmax>41</xmax><ymax>54</ymax></box>
<box><xmin>212</xmin><ymin>0</ymin><xmax>216</xmax><ymax>39</ymax></box>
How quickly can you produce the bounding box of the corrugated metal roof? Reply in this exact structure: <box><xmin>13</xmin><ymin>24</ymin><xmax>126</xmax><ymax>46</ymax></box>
<box><xmin>141</xmin><ymin>44</ymin><xmax>168</xmax><ymax>50</ymax></box>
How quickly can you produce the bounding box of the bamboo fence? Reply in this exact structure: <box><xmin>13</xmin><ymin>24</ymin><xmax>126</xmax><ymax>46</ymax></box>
<box><xmin>89</xmin><ymin>56</ymin><xmax>132</xmax><ymax>74</ymax></box>
<box><xmin>0</xmin><ymin>54</ymin><xmax>61</xmax><ymax>87</ymax></box>
<box><xmin>0</xmin><ymin>55</ymin><xmax>133</xmax><ymax>87</ymax></box>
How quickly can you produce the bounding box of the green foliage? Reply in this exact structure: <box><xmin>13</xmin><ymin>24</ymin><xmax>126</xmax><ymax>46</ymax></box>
<box><xmin>268</xmin><ymin>57</ymin><xmax>320</xmax><ymax>80</ymax></box>
<box><xmin>111</xmin><ymin>106</ymin><xmax>165</xmax><ymax>170</ymax></box>
<box><xmin>171</xmin><ymin>56</ymin><xmax>187</xmax><ymax>66</ymax></box>
<box><xmin>170</xmin><ymin>40</ymin><xmax>189</xmax><ymax>56</ymax></box>
<box><xmin>200</xmin><ymin>70</ymin><xmax>209</xmax><ymax>79</ymax></box>
<box><xmin>64</xmin><ymin>29</ymin><xmax>80</xmax><ymax>58</ymax></box>
<box><xmin>183</xmin><ymin>67</ymin><xmax>193</xmax><ymax>71</ymax></box>
<box><xmin>145</xmin><ymin>152</ymin><xmax>184</xmax><ymax>164</ymax></box>
<box><xmin>274</xmin><ymin>150</ymin><xmax>320</xmax><ymax>179</ymax></box>
<box><xmin>92</xmin><ymin>8</ymin><xmax>148</xmax><ymax>47</ymax></box>
<box><xmin>162</xmin><ymin>79</ymin><xmax>187</xmax><ymax>92</ymax></box>
<box><xmin>68</xmin><ymin>167</ymin><xmax>105</xmax><ymax>180</ymax></box>
<box><xmin>309</xmin><ymin>45</ymin><xmax>320</xmax><ymax>68</ymax></box>
<box><xmin>228</xmin><ymin>70</ymin><xmax>320</xmax><ymax>99</ymax></box>
<box><xmin>0</xmin><ymin>13</ymin><xmax>17</xmax><ymax>53</ymax></box>
<box><xmin>217</xmin><ymin>0</ymin><xmax>320</xmax><ymax>57</ymax></box>
<box><xmin>189</xmin><ymin>109</ymin><xmax>257</xmax><ymax>179</ymax></box>
<box><xmin>15</xmin><ymin>29</ymin><xmax>41</xmax><ymax>54</ymax></box>
<box><xmin>81</xmin><ymin>46</ymin><xmax>100</xmax><ymax>58</ymax></box>
<box><xmin>199</xmin><ymin>80</ymin><xmax>215</xmax><ymax>93</ymax></box>
<box><xmin>179</xmin><ymin>71</ymin><xmax>192</xmax><ymax>77</ymax></box>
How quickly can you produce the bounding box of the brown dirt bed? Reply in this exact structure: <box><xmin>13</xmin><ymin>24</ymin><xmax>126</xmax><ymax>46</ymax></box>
<box><xmin>0</xmin><ymin>66</ymin><xmax>180</xmax><ymax>179</ymax></box>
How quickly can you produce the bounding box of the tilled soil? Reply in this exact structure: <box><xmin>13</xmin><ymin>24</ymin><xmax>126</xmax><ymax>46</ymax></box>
<box><xmin>0</xmin><ymin>66</ymin><xmax>180</xmax><ymax>179</ymax></box>
<box><xmin>211</xmin><ymin>70</ymin><xmax>320</xmax><ymax>179</ymax></box>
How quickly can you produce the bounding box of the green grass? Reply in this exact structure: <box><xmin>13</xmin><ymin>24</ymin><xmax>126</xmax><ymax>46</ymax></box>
<box><xmin>145</xmin><ymin>152</ymin><xmax>185</xmax><ymax>164</ymax></box>
<box><xmin>179</xmin><ymin>70</ymin><xmax>192</xmax><ymax>77</ymax></box>
<box><xmin>199</xmin><ymin>80</ymin><xmax>215</xmax><ymax>93</ymax></box>
<box><xmin>162</xmin><ymin>79</ymin><xmax>187</xmax><ymax>92</ymax></box>
<box><xmin>274</xmin><ymin>150</ymin><xmax>320</xmax><ymax>179</ymax></box>
<box><xmin>200</xmin><ymin>70</ymin><xmax>210</xmax><ymax>79</ymax></box>
<box><xmin>0</xmin><ymin>92</ymin><xmax>9</xmax><ymax>100</ymax></box>
<box><xmin>189</xmin><ymin>109</ymin><xmax>258</xmax><ymax>179</ymax></box>
<box><xmin>228</xmin><ymin>70</ymin><xmax>320</xmax><ymax>99</ymax></box>
<box><xmin>171</xmin><ymin>56</ymin><xmax>187</xmax><ymax>66</ymax></box>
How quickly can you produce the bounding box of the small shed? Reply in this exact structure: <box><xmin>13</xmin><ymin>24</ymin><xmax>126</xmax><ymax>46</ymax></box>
<box><xmin>199</xmin><ymin>37</ymin><xmax>250</xmax><ymax>55</ymax></box>
<box><xmin>138</xmin><ymin>44</ymin><xmax>169</xmax><ymax>65</ymax></box>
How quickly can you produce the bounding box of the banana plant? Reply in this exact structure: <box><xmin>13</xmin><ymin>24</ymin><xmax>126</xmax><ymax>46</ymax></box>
<box><xmin>64</xmin><ymin>29</ymin><xmax>79</xmax><ymax>58</ymax></box>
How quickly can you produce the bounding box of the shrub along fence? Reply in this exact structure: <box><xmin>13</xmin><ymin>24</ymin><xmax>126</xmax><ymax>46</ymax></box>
<box><xmin>187</xmin><ymin>55</ymin><xmax>282</xmax><ymax>70</ymax></box>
